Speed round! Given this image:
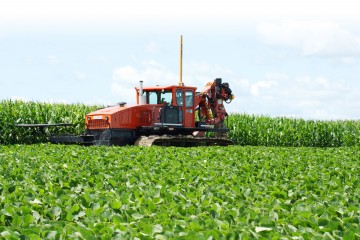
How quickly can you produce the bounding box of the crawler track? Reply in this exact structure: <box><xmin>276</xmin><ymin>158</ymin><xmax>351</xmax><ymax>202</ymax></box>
<box><xmin>135</xmin><ymin>135</ymin><xmax>233</xmax><ymax>147</ymax></box>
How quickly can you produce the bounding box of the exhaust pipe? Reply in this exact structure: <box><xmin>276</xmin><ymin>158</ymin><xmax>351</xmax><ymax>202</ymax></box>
<box><xmin>139</xmin><ymin>80</ymin><xmax>146</xmax><ymax>105</ymax></box>
<box><xmin>139</xmin><ymin>80</ymin><xmax>144</xmax><ymax>95</ymax></box>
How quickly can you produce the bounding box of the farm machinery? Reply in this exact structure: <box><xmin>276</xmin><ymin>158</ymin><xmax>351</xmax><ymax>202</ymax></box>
<box><xmin>17</xmin><ymin>36</ymin><xmax>235</xmax><ymax>147</ymax></box>
<box><xmin>17</xmin><ymin>79</ymin><xmax>234</xmax><ymax>146</ymax></box>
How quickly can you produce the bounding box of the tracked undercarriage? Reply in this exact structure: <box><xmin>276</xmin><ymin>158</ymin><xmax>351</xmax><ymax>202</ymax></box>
<box><xmin>135</xmin><ymin>135</ymin><xmax>233</xmax><ymax>147</ymax></box>
<box><xmin>47</xmin><ymin>128</ymin><xmax>233</xmax><ymax>147</ymax></box>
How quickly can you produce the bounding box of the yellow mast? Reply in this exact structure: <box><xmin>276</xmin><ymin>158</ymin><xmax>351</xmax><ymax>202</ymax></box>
<box><xmin>179</xmin><ymin>35</ymin><xmax>184</xmax><ymax>86</ymax></box>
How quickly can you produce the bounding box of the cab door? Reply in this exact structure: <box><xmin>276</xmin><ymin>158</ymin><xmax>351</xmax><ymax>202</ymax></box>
<box><xmin>175</xmin><ymin>88</ymin><xmax>195</xmax><ymax>127</ymax></box>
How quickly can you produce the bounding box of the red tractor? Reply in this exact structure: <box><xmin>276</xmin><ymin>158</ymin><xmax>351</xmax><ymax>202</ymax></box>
<box><xmin>19</xmin><ymin>78</ymin><xmax>234</xmax><ymax>147</ymax></box>
<box><xmin>63</xmin><ymin>78</ymin><xmax>234</xmax><ymax>146</ymax></box>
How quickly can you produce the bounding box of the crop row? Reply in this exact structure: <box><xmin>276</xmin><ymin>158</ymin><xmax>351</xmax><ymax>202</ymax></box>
<box><xmin>0</xmin><ymin>100</ymin><xmax>100</xmax><ymax>144</ymax></box>
<box><xmin>0</xmin><ymin>144</ymin><xmax>359</xmax><ymax>239</ymax></box>
<box><xmin>1</xmin><ymin>100</ymin><xmax>360</xmax><ymax>146</ymax></box>
<box><xmin>227</xmin><ymin>114</ymin><xmax>360</xmax><ymax>147</ymax></box>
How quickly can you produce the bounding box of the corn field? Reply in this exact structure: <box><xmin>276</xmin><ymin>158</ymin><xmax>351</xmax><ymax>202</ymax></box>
<box><xmin>0</xmin><ymin>100</ymin><xmax>100</xmax><ymax>144</ymax></box>
<box><xmin>1</xmin><ymin>100</ymin><xmax>359</xmax><ymax>146</ymax></box>
<box><xmin>228</xmin><ymin>114</ymin><xmax>360</xmax><ymax>147</ymax></box>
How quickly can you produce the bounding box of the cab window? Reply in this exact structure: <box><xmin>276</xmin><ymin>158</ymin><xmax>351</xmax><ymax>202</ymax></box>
<box><xmin>147</xmin><ymin>90</ymin><xmax>172</xmax><ymax>104</ymax></box>
<box><xmin>159</xmin><ymin>91</ymin><xmax>172</xmax><ymax>104</ymax></box>
<box><xmin>185</xmin><ymin>90</ymin><xmax>194</xmax><ymax>107</ymax></box>
<box><xmin>176</xmin><ymin>90</ymin><xmax>183</xmax><ymax>106</ymax></box>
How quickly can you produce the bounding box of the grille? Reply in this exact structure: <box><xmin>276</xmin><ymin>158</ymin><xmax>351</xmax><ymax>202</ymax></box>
<box><xmin>87</xmin><ymin>119</ymin><xmax>109</xmax><ymax>129</ymax></box>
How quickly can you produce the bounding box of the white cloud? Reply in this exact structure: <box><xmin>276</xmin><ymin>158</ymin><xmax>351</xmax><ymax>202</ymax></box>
<box><xmin>336</xmin><ymin>57</ymin><xmax>358</xmax><ymax>65</ymax></box>
<box><xmin>295</xmin><ymin>76</ymin><xmax>349</xmax><ymax>96</ymax></box>
<box><xmin>257</xmin><ymin>20</ymin><xmax>360</xmax><ymax>58</ymax></box>
<box><xmin>111</xmin><ymin>60</ymin><xmax>234</xmax><ymax>92</ymax></box>
<box><xmin>10</xmin><ymin>96</ymin><xmax>71</xmax><ymax>104</ymax></box>
<box><xmin>145</xmin><ymin>41</ymin><xmax>158</xmax><ymax>53</ymax></box>
<box><xmin>111</xmin><ymin>61</ymin><xmax>236</xmax><ymax>104</ymax></box>
<box><xmin>112</xmin><ymin>65</ymin><xmax>143</xmax><ymax>87</ymax></box>
<box><xmin>231</xmin><ymin>70</ymin><xmax>359</xmax><ymax>119</ymax></box>
<box><xmin>295</xmin><ymin>76</ymin><xmax>329</xmax><ymax>90</ymax></box>
<box><xmin>89</xmin><ymin>56</ymin><xmax>108</xmax><ymax>64</ymax></box>
<box><xmin>111</xmin><ymin>61</ymin><xmax>178</xmax><ymax>104</ymax></box>
<box><xmin>232</xmin><ymin>79</ymin><xmax>250</xmax><ymax>93</ymax></box>
<box><xmin>74</xmin><ymin>71</ymin><xmax>87</xmax><ymax>81</ymax></box>
<box><xmin>111</xmin><ymin>66</ymin><xmax>142</xmax><ymax>104</ymax></box>
<box><xmin>183</xmin><ymin>61</ymin><xmax>233</xmax><ymax>87</ymax></box>
<box><xmin>3</xmin><ymin>0</ymin><xmax>360</xmax><ymax>30</ymax></box>
<box><xmin>11</xmin><ymin>96</ymin><xmax>30</xmax><ymax>102</ymax></box>
<box><xmin>47</xmin><ymin>55</ymin><xmax>59</xmax><ymax>65</ymax></box>
<box><xmin>110</xmin><ymin>62</ymin><xmax>360</xmax><ymax>119</ymax></box>
<box><xmin>267</xmin><ymin>75</ymin><xmax>356</xmax><ymax>119</ymax></box>
<box><xmin>250</xmin><ymin>80</ymin><xmax>278</xmax><ymax>96</ymax></box>
<box><xmin>1</xmin><ymin>0</ymin><xmax>241</xmax><ymax>27</ymax></box>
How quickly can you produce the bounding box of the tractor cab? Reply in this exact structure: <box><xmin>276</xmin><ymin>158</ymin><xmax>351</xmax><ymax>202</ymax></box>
<box><xmin>136</xmin><ymin>84</ymin><xmax>196</xmax><ymax>128</ymax></box>
<box><xmin>146</xmin><ymin>89</ymin><xmax>172</xmax><ymax>105</ymax></box>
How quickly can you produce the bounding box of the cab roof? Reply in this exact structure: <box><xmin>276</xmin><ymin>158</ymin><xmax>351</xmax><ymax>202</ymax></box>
<box><xmin>135</xmin><ymin>85</ymin><xmax>197</xmax><ymax>91</ymax></box>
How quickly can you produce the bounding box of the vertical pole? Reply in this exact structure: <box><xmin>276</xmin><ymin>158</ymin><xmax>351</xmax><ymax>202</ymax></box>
<box><xmin>179</xmin><ymin>35</ymin><xmax>184</xmax><ymax>86</ymax></box>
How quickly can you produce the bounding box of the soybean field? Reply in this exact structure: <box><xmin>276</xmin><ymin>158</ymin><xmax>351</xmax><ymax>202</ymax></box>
<box><xmin>0</xmin><ymin>144</ymin><xmax>359</xmax><ymax>239</ymax></box>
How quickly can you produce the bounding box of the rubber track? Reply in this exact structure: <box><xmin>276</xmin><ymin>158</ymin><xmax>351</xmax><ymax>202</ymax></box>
<box><xmin>134</xmin><ymin>135</ymin><xmax>233</xmax><ymax>147</ymax></box>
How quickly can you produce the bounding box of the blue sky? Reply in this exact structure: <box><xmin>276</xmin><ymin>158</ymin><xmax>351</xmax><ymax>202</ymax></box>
<box><xmin>1</xmin><ymin>0</ymin><xmax>359</xmax><ymax>120</ymax></box>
